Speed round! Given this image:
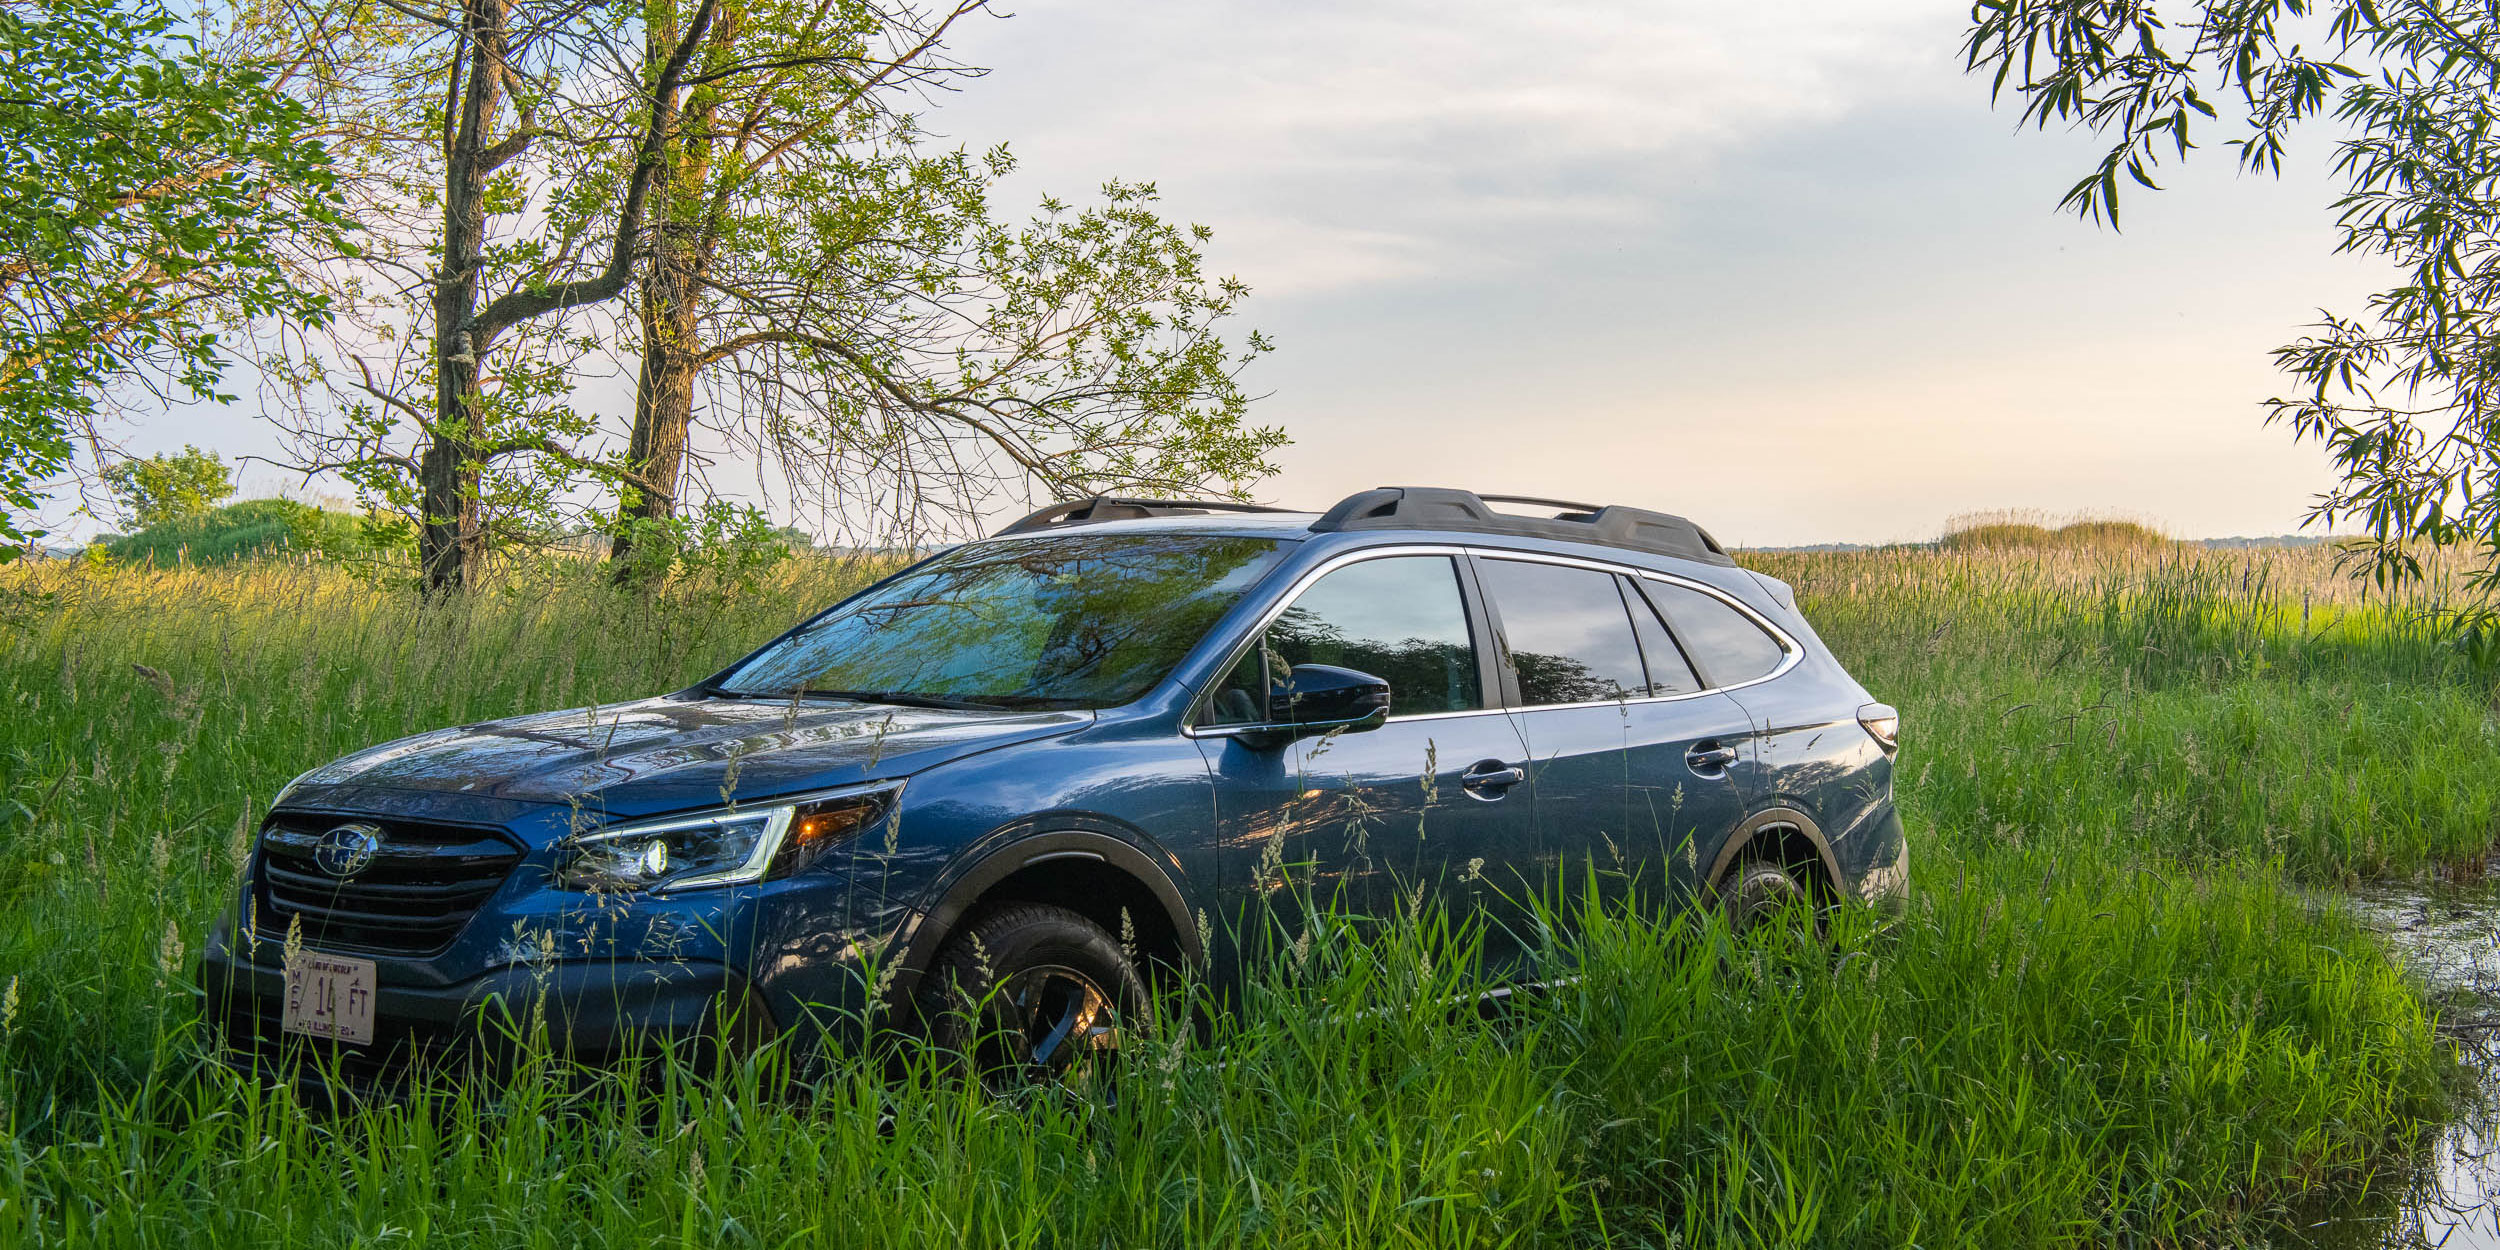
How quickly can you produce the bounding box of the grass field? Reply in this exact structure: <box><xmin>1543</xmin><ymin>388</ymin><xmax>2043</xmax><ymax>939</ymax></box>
<box><xmin>0</xmin><ymin>541</ymin><xmax>2491</xmax><ymax>1246</ymax></box>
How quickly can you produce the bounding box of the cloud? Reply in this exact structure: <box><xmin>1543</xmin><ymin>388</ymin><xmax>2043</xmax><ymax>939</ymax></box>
<box><xmin>53</xmin><ymin>1</ymin><xmax>2364</xmax><ymax>545</ymax></box>
<box><xmin>941</xmin><ymin>0</ymin><xmax>1955</xmax><ymax>295</ymax></box>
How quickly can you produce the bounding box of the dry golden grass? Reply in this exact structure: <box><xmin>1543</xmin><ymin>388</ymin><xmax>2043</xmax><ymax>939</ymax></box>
<box><xmin>1936</xmin><ymin>508</ymin><xmax>2170</xmax><ymax>553</ymax></box>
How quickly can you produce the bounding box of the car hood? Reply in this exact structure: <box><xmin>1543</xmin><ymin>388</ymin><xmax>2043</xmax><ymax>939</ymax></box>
<box><xmin>283</xmin><ymin>695</ymin><xmax>1092</xmax><ymax>819</ymax></box>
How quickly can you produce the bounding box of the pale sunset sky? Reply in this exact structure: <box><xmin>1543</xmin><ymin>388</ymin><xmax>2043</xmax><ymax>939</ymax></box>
<box><xmin>91</xmin><ymin>0</ymin><xmax>2387</xmax><ymax>547</ymax></box>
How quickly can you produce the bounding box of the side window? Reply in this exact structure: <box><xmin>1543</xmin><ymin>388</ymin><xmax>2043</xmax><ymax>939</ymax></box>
<box><xmin>1200</xmin><ymin>645</ymin><xmax>1266</xmax><ymax>727</ymax></box>
<box><xmin>1259</xmin><ymin>556</ymin><xmax>1483</xmax><ymax>715</ymax></box>
<box><xmin>1623</xmin><ymin>577</ymin><xmax>1702</xmax><ymax>696</ymax></box>
<box><xmin>1477</xmin><ymin>559</ymin><xmax>1647</xmax><ymax>706</ymax></box>
<box><xmin>1641</xmin><ymin>581</ymin><xmax>1787</xmax><ymax>687</ymax></box>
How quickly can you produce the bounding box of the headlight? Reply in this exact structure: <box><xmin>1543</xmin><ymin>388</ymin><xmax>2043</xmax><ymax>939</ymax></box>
<box><xmin>554</xmin><ymin>782</ymin><xmax>900</xmax><ymax>894</ymax></box>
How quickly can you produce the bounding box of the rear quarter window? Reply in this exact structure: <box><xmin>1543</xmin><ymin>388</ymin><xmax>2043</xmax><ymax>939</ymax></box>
<box><xmin>1640</xmin><ymin>581</ymin><xmax>1788</xmax><ymax>687</ymax></box>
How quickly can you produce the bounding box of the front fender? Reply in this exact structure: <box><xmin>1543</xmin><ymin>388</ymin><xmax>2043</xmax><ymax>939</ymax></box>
<box><xmin>885</xmin><ymin>815</ymin><xmax>1206</xmax><ymax>1001</ymax></box>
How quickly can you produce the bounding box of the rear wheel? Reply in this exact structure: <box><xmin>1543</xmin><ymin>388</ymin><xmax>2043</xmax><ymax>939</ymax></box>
<box><xmin>1719</xmin><ymin>858</ymin><xmax>1818</xmax><ymax>936</ymax></box>
<box><xmin>918</xmin><ymin>903</ymin><xmax>1147</xmax><ymax>1089</ymax></box>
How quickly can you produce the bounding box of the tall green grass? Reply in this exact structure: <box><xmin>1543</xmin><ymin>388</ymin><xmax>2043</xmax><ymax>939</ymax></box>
<box><xmin>1758</xmin><ymin>545</ymin><xmax>2500</xmax><ymax>881</ymax></box>
<box><xmin>0</xmin><ymin>557</ymin><xmax>880</xmax><ymax>1100</ymax></box>
<box><xmin>0</xmin><ymin>868</ymin><xmax>2445</xmax><ymax>1247</ymax></box>
<box><xmin>0</xmin><ymin>544</ymin><xmax>2484</xmax><ymax>1246</ymax></box>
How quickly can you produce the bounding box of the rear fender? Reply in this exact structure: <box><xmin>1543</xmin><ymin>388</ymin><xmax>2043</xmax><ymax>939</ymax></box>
<box><xmin>1705</xmin><ymin>807</ymin><xmax>1841</xmax><ymax>900</ymax></box>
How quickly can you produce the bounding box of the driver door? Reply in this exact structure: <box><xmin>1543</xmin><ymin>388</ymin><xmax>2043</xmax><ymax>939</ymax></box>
<box><xmin>1192</xmin><ymin>553</ymin><xmax>1540</xmax><ymax>980</ymax></box>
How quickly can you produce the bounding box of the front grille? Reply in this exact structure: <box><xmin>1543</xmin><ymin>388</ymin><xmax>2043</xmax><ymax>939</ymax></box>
<box><xmin>255</xmin><ymin>816</ymin><xmax>523</xmax><ymax>956</ymax></box>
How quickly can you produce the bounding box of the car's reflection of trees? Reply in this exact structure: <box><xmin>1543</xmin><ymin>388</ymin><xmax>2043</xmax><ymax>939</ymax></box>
<box><xmin>1510</xmin><ymin>651</ymin><xmax>1627</xmax><ymax>705</ymax></box>
<box><xmin>1264</xmin><ymin>610</ymin><xmax>1478</xmax><ymax>714</ymax></box>
<box><xmin>728</xmin><ymin>534</ymin><xmax>1285</xmax><ymax>705</ymax></box>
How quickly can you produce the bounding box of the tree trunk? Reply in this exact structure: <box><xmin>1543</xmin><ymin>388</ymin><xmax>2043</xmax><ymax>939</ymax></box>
<box><xmin>418</xmin><ymin>0</ymin><xmax>509</xmax><ymax>594</ymax></box>
<box><xmin>608</xmin><ymin>264</ymin><xmax>701</xmax><ymax>576</ymax></box>
<box><xmin>610</xmin><ymin>1</ymin><xmax>728</xmax><ymax>581</ymax></box>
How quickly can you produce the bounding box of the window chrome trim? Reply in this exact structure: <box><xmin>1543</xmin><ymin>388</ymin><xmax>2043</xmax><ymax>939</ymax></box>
<box><xmin>1180</xmin><ymin>542</ymin><xmax>1807</xmax><ymax>735</ymax></box>
<box><xmin>1187</xmin><ymin>704</ymin><xmax>1515</xmax><ymax>739</ymax></box>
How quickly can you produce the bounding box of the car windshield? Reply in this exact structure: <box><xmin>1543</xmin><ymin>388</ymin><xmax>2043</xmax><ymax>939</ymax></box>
<box><xmin>714</xmin><ymin>532</ymin><xmax>1292</xmax><ymax>710</ymax></box>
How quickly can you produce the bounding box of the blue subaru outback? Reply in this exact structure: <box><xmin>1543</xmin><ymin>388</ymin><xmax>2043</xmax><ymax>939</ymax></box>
<box><xmin>202</xmin><ymin>487</ymin><xmax>1907</xmax><ymax>1082</ymax></box>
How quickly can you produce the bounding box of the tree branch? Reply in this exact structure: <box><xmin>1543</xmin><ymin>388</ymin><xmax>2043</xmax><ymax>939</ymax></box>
<box><xmin>698</xmin><ymin>328</ymin><xmax>1075</xmax><ymax>487</ymax></box>
<box><xmin>349</xmin><ymin>355</ymin><xmax>428</xmax><ymax>421</ymax></box>
<box><xmin>370</xmin><ymin>0</ymin><xmax>459</xmax><ymax>31</ymax></box>
<box><xmin>468</xmin><ymin>0</ymin><xmax>722</xmax><ymax>343</ymax></box>
<box><xmin>479</xmin><ymin>433</ymin><xmax>672</xmax><ymax>496</ymax></box>
<box><xmin>681</xmin><ymin>51</ymin><xmax>863</xmax><ymax>87</ymax></box>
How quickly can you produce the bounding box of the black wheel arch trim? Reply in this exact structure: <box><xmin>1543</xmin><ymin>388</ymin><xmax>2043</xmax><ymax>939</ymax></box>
<box><xmin>886</xmin><ymin>814</ymin><xmax>1205</xmax><ymax>1003</ymax></box>
<box><xmin>1705</xmin><ymin>807</ymin><xmax>1842</xmax><ymax>896</ymax></box>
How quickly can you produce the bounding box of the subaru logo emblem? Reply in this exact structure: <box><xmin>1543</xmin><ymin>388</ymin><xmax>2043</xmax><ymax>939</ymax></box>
<box><xmin>312</xmin><ymin>823</ymin><xmax>385</xmax><ymax>879</ymax></box>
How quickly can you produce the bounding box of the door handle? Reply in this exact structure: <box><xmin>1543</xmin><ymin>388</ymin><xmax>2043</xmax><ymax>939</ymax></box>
<box><xmin>1460</xmin><ymin>760</ymin><xmax>1526</xmax><ymax>798</ymax></box>
<box><xmin>1686</xmin><ymin>742</ymin><xmax>1740</xmax><ymax>773</ymax></box>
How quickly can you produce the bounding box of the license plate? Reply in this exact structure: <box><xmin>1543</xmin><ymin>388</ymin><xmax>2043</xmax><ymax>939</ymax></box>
<box><xmin>282</xmin><ymin>952</ymin><xmax>377</xmax><ymax>1045</ymax></box>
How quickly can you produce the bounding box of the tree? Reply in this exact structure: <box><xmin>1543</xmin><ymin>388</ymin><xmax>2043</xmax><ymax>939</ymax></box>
<box><xmin>260</xmin><ymin>0</ymin><xmax>1277</xmax><ymax>588</ymax></box>
<box><xmin>0</xmin><ymin>0</ymin><xmax>341</xmax><ymax>544</ymax></box>
<box><xmin>605</xmin><ymin>0</ymin><xmax>989</xmax><ymax>573</ymax></box>
<box><xmin>1966</xmin><ymin>1</ymin><xmax>2500</xmax><ymax>615</ymax></box>
<box><xmin>601</xmin><ymin>0</ymin><xmax>1281</xmax><ymax>578</ymax></box>
<box><xmin>104</xmin><ymin>495</ymin><xmax>364</xmax><ymax>562</ymax></box>
<box><xmin>403</xmin><ymin>0</ymin><xmax>737</xmax><ymax>591</ymax></box>
<box><xmin>269</xmin><ymin>0</ymin><xmax>1029</xmax><ymax>591</ymax></box>
<box><xmin>251</xmin><ymin>0</ymin><xmax>796</xmax><ymax>591</ymax></box>
<box><xmin>101</xmin><ymin>445</ymin><xmax>236</xmax><ymax>528</ymax></box>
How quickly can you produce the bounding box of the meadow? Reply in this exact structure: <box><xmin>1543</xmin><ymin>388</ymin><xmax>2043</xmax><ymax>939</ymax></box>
<box><xmin>0</xmin><ymin>537</ymin><xmax>2491</xmax><ymax>1247</ymax></box>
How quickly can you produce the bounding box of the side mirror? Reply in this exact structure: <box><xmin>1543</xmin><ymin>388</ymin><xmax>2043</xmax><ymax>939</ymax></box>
<box><xmin>1267</xmin><ymin>663</ymin><xmax>1391</xmax><ymax>737</ymax></box>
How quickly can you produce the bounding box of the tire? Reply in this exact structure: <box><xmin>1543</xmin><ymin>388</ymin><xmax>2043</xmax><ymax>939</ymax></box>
<box><xmin>1719</xmin><ymin>858</ymin><xmax>1818</xmax><ymax>936</ymax></box>
<box><xmin>917</xmin><ymin>903</ymin><xmax>1148</xmax><ymax>1088</ymax></box>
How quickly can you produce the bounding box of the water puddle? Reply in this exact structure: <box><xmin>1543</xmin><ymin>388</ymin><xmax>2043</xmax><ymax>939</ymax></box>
<box><xmin>2289</xmin><ymin>881</ymin><xmax>2500</xmax><ymax>1248</ymax></box>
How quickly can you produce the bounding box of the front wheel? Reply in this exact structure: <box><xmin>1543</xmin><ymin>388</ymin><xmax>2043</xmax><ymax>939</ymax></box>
<box><xmin>917</xmin><ymin>903</ymin><xmax>1148</xmax><ymax>1088</ymax></box>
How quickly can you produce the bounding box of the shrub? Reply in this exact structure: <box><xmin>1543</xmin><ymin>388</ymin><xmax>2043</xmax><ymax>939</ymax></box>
<box><xmin>103</xmin><ymin>498</ymin><xmax>370</xmax><ymax>565</ymax></box>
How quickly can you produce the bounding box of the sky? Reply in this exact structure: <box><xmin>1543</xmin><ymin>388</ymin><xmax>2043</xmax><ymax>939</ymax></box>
<box><xmin>84</xmin><ymin>0</ymin><xmax>2390</xmax><ymax>547</ymax></box>
<box><xmin>923</xmin><ymin>0</ymin><xmax>2386</xmax><ymax>546</ymax></box>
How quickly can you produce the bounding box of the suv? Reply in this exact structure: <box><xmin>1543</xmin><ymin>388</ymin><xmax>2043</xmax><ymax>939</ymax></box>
<box><xmin>202</xmin><ymin>487</ymin><xmax>1907</xmax><ymax>1082</ymax></box>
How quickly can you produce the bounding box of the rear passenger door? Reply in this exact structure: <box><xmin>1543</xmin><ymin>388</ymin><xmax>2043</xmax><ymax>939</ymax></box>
<box><xmin>1637</xmin><ymin>578</ymin><xmax>1828</xmax><ymax>848</ymax></box>
<box><xmin>1473</xmin><ymin>555</ymin><xmax>1760</xmax><ymax>930</ymax></box>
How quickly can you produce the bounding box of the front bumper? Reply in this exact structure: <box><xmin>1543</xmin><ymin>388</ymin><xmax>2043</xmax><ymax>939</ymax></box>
<box><xmin>198</xmin><ymin>925</ymin><xmax>777</xmax><ymax>1086</ymax></box>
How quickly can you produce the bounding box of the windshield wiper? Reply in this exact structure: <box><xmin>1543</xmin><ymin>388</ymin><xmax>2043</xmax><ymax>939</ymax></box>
<box><xmin>800</xmin><ymin>689</ymin><xmax>1006</xmax><ymax>712</ymax></box>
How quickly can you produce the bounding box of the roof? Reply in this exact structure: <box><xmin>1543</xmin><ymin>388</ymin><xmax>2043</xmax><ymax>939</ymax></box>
<box><xmin>993</xmin><ymin>487</ymin><xmax>1736</xmax><ymax>567</ymax></box>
